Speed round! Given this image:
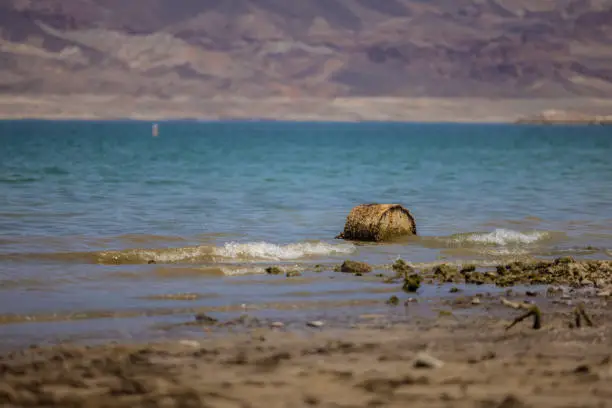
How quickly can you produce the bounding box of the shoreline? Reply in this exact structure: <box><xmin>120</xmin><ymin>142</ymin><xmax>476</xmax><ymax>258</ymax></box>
<box><xmin>1</xmin><ymin>288</ymin><xmax>610</xmax><ymax>407</ymax></box>
<box><xmin>2</xmin><ymin>95</ymin><xmax>612</xmax><ymax>123</ymax></box>
<box><xmin>1</xmin><ymin>258</ymin><xmax>611</xmax><ymax>406</ymax></box>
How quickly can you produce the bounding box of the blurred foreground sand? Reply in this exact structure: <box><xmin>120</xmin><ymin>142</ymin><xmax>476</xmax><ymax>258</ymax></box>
<box><xmin>1</xmin><ymin>291</ymin><xmax>611</xmax><ymax>408</ymax></box>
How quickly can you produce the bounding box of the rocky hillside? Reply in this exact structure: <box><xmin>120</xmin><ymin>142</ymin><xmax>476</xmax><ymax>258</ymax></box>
<box><xmin>1</xmin><ymin>0</ymin><xmax>612</xmax><ymax>98</ymax></box>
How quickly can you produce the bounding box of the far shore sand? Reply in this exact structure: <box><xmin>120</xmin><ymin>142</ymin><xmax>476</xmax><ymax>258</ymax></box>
<box><xmin>1</xmin><ymin>95</ymin><xmax>612</xmax><ymax>123</ymax></box>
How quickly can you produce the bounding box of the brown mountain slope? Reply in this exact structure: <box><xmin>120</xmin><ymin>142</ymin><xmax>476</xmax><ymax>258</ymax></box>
<box><xmin>1</xmin><ymin>0</ymin><xmax>612</xmax><ymax>98</ymax></box>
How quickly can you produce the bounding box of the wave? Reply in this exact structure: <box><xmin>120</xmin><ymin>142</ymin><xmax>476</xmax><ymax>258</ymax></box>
<box><xmin>213</xmin><ymin>241</ymin><xmax>355</xmax><ymax>261</ymax></box>
<box><xmin>0</xmin><ymin>240</ymin><xmax>356</xmax><ymax>265</ymax></box>
<box><xmin>446</xmin><ymin>229</ymin><xmax>550</xmax><ymax>246</ymax></box>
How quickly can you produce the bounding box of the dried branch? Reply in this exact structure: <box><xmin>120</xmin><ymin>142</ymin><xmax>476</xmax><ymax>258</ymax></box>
<box><xmin>503</xmin><ymin>300</ymin><xmax>542</xmax><ymax>331</ymax></box>
<box><xmin>574</xmin><ymin>303</ymin><xmax>594</xmax><ymax>328</ymax></box>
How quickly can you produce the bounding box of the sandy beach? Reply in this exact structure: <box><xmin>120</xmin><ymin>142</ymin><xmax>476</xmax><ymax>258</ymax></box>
<box><xmin>1</xmin><ymin>258</ymin><xmax>611</xmax><ymax>408</ymax></box>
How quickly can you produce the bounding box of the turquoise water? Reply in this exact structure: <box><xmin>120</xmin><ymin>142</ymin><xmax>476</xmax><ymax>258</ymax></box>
<box><xmin>1</xmin><ymin>121</ymin><xmax>611</xmax><ymax>346</ymax></box>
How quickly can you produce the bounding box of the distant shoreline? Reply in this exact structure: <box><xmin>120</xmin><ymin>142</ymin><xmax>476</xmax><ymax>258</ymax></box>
<box><xmin>1</xmin><ymin>95</ymin><xmax>612</xmax><ymax>124</ymax></box>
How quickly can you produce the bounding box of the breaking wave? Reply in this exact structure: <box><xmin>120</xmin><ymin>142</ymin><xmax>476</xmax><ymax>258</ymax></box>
<box><xmin>213</xmin><ymin>241</ymin><xmax>355</xmax><ymax>261</ymax></box>
<box><xmin>1</xmin><ymin>241</ymin><xmax>356</xmax><ymax>265</ymax></box>
<box><xmin>448</xmin><ymin>229</ymin><xmax>550</xmax><ymax>246</ymax></box>
<box><xmin>101</xmin><ymin>240</ymin><xmax>356</xmax><ymax>264</ymax></box>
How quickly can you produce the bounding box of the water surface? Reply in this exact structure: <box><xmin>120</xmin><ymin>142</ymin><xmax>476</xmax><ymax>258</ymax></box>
<box><xmin>1</xmin><ymin>121</ymin><xmax>611</xmax><ymax>346</ymax></box>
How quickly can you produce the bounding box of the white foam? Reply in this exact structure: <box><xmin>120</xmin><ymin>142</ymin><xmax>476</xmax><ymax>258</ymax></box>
<box><xmin>462</xmin><ymin>229</ymin><xmax>548</xmax><ymax>246</ymax></box>
<box><xmin>219</xmin><ymin>266</ymin><xmax>268</xmax><ymax>276</ymax></box>
<box><xmin>213</xmin><ymin>241</ymin><xmax>356</xmax><ymax>261</ymax></box>
<box><xmin>97</xmin><ymin>246</ymin><xmax>213</xmax><ymax>264</ymax></box>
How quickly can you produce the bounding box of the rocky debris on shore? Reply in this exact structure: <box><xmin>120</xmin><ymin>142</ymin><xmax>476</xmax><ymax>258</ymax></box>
<box><xmin>386</xmin><ymin>295</ymin><xmax>400</xmax><ymax>306</ymax></box>
<box><xmin>392</xmin><ymin>259</ymin><xmax>414</xmax><ymax>277</ymax></box>
<box><xmin>266</xmin><ymin>266</ymin><xmax>283</xmax><ymax>275</ymax></box>
<box><xmin>418</xmin><ymin>258</ymin><xmax>612</xmax><ymax>287</ymax></box>
<box><xmin>336</xmin><ymin>204</ymin><xmax>417</xmax><ymax>242</ymax></box>
<box><xmin>402</xmin><ymin>273</ymin><xmax>422</xmax><ymax>293</ymax></box>
<box><xmin>285</xmin><ymin>270</ymin><xmax>302</xmax><ymax>278</ymax></box>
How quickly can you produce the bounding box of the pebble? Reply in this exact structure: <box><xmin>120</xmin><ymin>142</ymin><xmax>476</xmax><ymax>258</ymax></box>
<box><xmin>178</xmin><ymin>340</ymin><xmax>201</xmax><ymax>348</ymax></box>
<box><xmin>307</xmin><ymin>321</ymin><xmax>324</xmax><ymax>328</ymax></box>
<box><xmin>597</xmin><ymin>290</ymin><xmax>611</xmax><ymax>298</ymax></box>
<box><xmin>413</xmin><ymin>352</ymin><xmax>444</xmax><ymax>369</ymax></box>
<box><xmin>526</xmin><ymin>291</ymin><xmax>538</xmax><ymax>297</ymax></box>
<box><xmin>195</xmin><ymin>313</ymin><xmax>219</xmax><ymax>324</ymax></box>
<box><xmin>471</xmin><ymin>297</ymin><xmax>481</xmax><ymax>305</ymax></box>
<box><xmin>270</xmin><ymin>321</ymin><xmax>285</xmax><ymax>329</ymax></box>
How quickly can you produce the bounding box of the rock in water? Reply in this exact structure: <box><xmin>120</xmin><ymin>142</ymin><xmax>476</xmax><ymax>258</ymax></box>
<box><xmin>336</xmin><ymin>204</ymin><xmax>417</xmax><ymax>242</ymax></box>
<box><xmin>340</xmin><ymin>260</ymin><xmax>373</xmax><ymax>273</ymax></box>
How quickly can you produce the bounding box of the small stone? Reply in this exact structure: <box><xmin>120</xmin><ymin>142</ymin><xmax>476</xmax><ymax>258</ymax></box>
<box><xmin>286</xmin><ymin>270</ymin><xmax>302</xmax><ymax>278</ymax></box>
<box><xmin>339</xmin><ymin>260</ymin><xmax>373</xmax><ymax>273</ymax></box>
<box><xmin>404</xmin><ymin>298</ymin><xmax>417</xmax><ymax>305</ymax></box>
<box><xmin>195</xmin><ymin>313</ymin><xmax>218</xmax><ymax>324</ymax></box>
<box><xmin>471</xmin><ymin>297</ymin><xmax>481</xmax><ymax>305</ymax></box>
<box><xmin>386</xmin><ymin>295</ymin><xmax>400</xmax><ymax>306</ymax></box>
<box><xmin>307</xmin><ymin>321</ymin><xmax>324</xmax><ymax>328</ymax></box>
<box><xmin>413</xmin><ymin>352</ymin><xmax>444</xmax><ymax>369</ymax></box>
<box><xmin>526</xmin><ymin>291</ymin><xmax>538</xmax><ymax>297</ymax></box>
<box><xmin>555</xmin><ymin>256</ymin><xmax>575</xmax><ymax>264</ymax></box>
<box><xmin>597</xmin><ymin>290</ymin><xmax>611</xmax><ymax>298</ymax></box>
<box><xmin>270</xmin><ymin>322</ymin><xmax>285</xmax><ymax>329</ymax></box>
<box><xmin>148</xmin><ymin>260</ymin><xmax>156</xmax><ymax>264</ymax></box>
<box><xmin>179</xmin><ymin>340</ymin><xmax>200</xmax><ymax>348</ymax></box>
<box><xmin>266</xmin><ymin>267</ymin><xmax>283</xmax><ymax>275</ymax></box>
<box><xmin>449</xmin><ymin>287</ymin><xmax>460</xmax><ymax>293</ymax></box>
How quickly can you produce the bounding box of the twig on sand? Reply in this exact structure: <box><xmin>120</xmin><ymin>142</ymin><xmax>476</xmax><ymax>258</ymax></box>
<box><xmin>501</xmin><ymin>297</ymin><xmax>530</xmax><ymax>310</ymax></box>
<box><xmin>501</xmin><ymin>297</ymin><xmax>542</xmax><ymax>330</ymax></box>
<box><xmin>574</xmin><ymin>303</ymin><xmax>594</xmax><ymax>328</ymax></box>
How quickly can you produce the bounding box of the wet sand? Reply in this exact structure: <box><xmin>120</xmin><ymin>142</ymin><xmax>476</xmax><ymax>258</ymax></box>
<box><xmin>1</xmin><ymin>273</ymin><xmax>611</xmax><ymax>408</ymax></box>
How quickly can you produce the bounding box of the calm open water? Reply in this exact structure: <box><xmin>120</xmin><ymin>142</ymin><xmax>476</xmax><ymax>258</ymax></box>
<box><xmin>1</xmin><ymin>121</ymin><xmax>611</xmax><ymax>347</ymax></box>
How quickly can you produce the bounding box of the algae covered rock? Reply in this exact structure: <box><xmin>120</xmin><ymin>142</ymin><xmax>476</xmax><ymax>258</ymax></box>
<box><xmin>403</xmin><ymin>273</ymin><xmax>422</xmax><ymax>293</ymax></box>
<box><xmin>285</xmin><ymin>270</ymin><xmax>302</xmax><ymax>278</ymax></box>
<box><xmin>392</xmin><ymin>259</ymin><xmax>414</xmax><ymax>277</ymax></box>
<box><xmin>433</xmin><ymin>264</ymin><xmax>460</xmax><ymax>283</ymax></box>
<box><xmin>266</xmin><ymin>266</ymin><xmax>283</xmax><ymax>275</ymax></box>
<box><xmin>336</xmin><ymin>204</ymin><xmax>417</xmax><ymax>242</ymax></box>
<box><xmin>339</xmin><ymin>260</ymin><xmax>373</xmax><ymax>273</ymax></box>
<box><xmin>386</xmin><ymin>295</ymin><xmax>400</xmax><ymax>306</ymax></box>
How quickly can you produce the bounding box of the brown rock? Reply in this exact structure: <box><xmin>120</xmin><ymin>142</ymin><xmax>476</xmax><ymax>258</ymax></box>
<box><xmin>339</xmin><ymin>260</ymin><xmax>373</xmax><ymax>274</ymax></box>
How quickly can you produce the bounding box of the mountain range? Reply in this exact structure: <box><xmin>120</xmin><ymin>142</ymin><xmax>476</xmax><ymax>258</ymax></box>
<box><xmin>1</xmin><ymin>0</ymin><xmax>612</xmax><ymax>99</ymax></box>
